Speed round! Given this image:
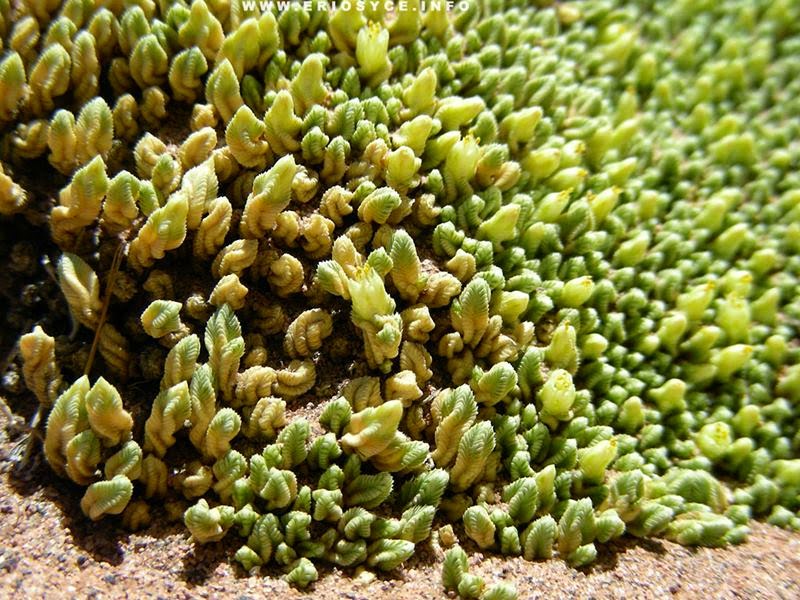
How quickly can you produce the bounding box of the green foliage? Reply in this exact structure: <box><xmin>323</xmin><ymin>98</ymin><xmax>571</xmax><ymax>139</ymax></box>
<box><xmin>204</xmin><ymin>304</ymin><xmax>244</xmax><ymax>402</ymax></box>
<box><xmin>345</xmin><ymin>472</ymin><xmax>393</xmax><ymax>509</ymax></box>
<box><xmin>521</xmin><ymin>515</ymin><xmax>558</xmax><ymax>560</ymax></box>
<box><xmin>431</xmin><ymin>385</ymin><xmax>478</xmax><ymax>468</ymax></box>
<box><xmin>463</xmin><ymin>505</ymin><xmax>495</xmax><ymax>550</ymax></box>
<box><xmin>184</xmin><ymin>499</ymin><xmax>235</xmax><ymax>543</ymax></box>
<box><xmin>162</xmin><ymin>334</ymin><xmax>201</xmax><ymax>389</ymax></box>
<box><xmin>143</xmin><ymin>382</ymin><xmax>191</xmax><ymax>458</ymax></box>
<box><xmin>450</xmin><ymin>421</ymin><xmax>496</xmax><ymax>492</ymax></box>
<box><xmin>11</xmin><ymin>0</ymin><xmax>800</xmax><ymax>592</ymax></box>
<box><xmin>284</xmin><ymin>558</ymin><xmax>318</xmax><ymax>588</ymax></box>
<box><xmin>441</xmin><ymin>545</ymin><xmax>468</xmax><ymax>591</ymax></box>
<box><xmin>503</xmin><ymin>478</ymin><xmax>539</xmax><ymax>525</ymax></box>
<box><xmin>366</xmin><ymin>538</ymin><xmax>414</xmax><ymax>571</ymax></box>
<box><xmin>80</xmin><ymin>475</ymin><xmax>133</xmax><ymax>521</ymax></box>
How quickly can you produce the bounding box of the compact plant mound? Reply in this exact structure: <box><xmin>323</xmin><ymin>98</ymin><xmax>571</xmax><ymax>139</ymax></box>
<box><xmin>1</xmin><ymin>0</ymin><xmax>800</xmax><ymax>597</ymax></box>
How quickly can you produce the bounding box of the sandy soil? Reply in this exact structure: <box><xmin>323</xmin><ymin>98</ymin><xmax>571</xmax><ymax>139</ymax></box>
<box><xmin>1</xmin><ymin>413</ymin><xmax>799</xmax><ymax>600</ymax></box>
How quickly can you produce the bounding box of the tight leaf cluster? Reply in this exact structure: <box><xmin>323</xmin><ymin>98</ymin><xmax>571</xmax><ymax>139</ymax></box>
<box><xmin>2</xmin><ymin>0</ymin><xmax>799</xmax><ymax>596</ymax></box>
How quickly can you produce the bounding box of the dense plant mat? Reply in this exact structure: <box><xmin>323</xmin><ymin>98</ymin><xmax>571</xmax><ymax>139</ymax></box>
<box><xmin>1</xmin><ymin>0</ymin><xmax>799</xmax><ymax>597</ymax></box>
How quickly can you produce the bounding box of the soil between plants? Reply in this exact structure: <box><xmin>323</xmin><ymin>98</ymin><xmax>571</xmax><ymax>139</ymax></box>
<box><xmin>1</xmin><ymin>412</ymin><xmax>799</xmax><ymax>600</ymax></box>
